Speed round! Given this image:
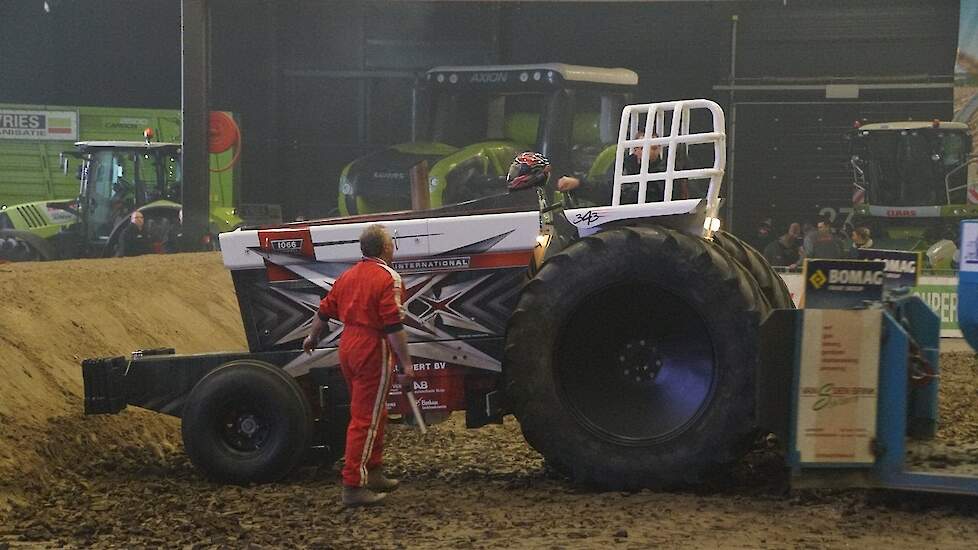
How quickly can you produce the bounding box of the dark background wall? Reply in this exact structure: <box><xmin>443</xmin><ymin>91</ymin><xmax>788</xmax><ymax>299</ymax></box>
<box><xmin>726</xmin><ymin>0</ymin><xmax>959</xmax><ymax>234</ymax></box>
<box><xmin>0</xmin><ymin>0</ymin><xmax>181</xmax><ymax>107</ymax></box>
<box><xmin>0</xmin><ymin>0</ymin><xmax>961</xmax><ymax>232</ymax></box>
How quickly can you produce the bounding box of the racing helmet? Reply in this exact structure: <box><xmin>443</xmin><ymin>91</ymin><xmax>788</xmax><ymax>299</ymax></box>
<box><xmin>506</xmin><ymin>152</ymin><xmax>551</xmax><ymax>192</ymax></box>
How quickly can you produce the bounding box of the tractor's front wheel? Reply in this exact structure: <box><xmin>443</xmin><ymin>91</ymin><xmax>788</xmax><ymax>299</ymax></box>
<box><xmin>506</xmin><ymin>225</ymin><xmax>765</xmax><ymax>490</ymax></box>
<box><xmin>0</xmin><ymin>230</ymin><xmax>55</xmax><ymax>262</ymax></box>
<box><xmin>181</xmin><ymin>360</ymin><xmax>312</xmax><ymax>484</ymax></box>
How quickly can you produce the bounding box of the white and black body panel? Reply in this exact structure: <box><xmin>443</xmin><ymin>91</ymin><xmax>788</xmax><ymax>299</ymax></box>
<box><xmin>563</xmin><ymin>198</ymin><xmax>712</xmax><ymax>237</ymax></box>
<box><xmin>221</xmin><ymin>210</ymin><xmax>540</xmax><ymax>374</ymax></box>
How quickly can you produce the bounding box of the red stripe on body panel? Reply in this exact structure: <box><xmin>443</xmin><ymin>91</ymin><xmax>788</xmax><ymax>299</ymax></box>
<box><xmin>467</xmin><ymin>250</ymin><xmax>533</xmax><ymax>269</ymax></box>
<box><xmin>266</xmin><ymin>264</ymin><xmax>301</xmax><ymax>282</ymax></box>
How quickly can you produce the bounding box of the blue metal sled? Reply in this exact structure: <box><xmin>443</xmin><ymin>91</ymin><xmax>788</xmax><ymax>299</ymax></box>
<box><xmin>783</xmin><ymin>294</ymin><xmax>978</xmax><ymax>495</ymax></box>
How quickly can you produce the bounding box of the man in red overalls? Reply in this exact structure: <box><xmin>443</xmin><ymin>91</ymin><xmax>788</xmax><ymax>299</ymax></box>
<box><xmin>303</xmin><ymin>224</ymin><xmax>415</xmax><ymax>506</ymax></box>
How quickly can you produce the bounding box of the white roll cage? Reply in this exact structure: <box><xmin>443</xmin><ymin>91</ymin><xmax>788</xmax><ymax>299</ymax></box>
<box><xmin>611</xmin><ymin>99</ymin><xmax>727</xmax><ymax>223</ymax></box>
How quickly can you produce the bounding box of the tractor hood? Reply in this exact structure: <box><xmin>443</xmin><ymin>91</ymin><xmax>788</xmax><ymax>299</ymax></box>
<box><xmin>340</xmin><ymin>143</ymin><xmax>458</xmax><ymax>201</ymax></box>
<box><xmin>340</xmin><ymin>143</ymin><xmax>457</xmax><ymax>211</ymax></box>
<box><xmin>0</xmin><ymin>199</ymin><xmax>79</xmax><ymax>232</ymax></box>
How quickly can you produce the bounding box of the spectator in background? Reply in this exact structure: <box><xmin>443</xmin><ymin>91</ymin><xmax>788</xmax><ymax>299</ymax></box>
<box><xmin>810</xmin><ymin>218</ymin><xmax>844</xmax><ymax>259</ymax></box>
<box><xmin>839</xmin><ymin>221</ymin><xmax>856</xmax><ymax>256</ymax></box>
<box><xmin>802</xmin><ymin>221</ymin><xmax>818</xmax><ymax>257</ymax></box>
<box><xmin>749</xmin><ymin>218</ymin><xmax>774</xmax><ymax>252</ymax></box>
<box><xmin>763</xmin><ymin>224</ymin><xmax>802</xmax><ymax>269</ymax></box>
<box><xmin>842</xmin><ymin>221</ymin><xmax>855</xmax><ymax>240</ymax></box>
<box><xmin>849</xmin><ymin>226</ymin><xmax>874</xmax><ymax>258</ymax></box>
<box><xmin>787</xmin><ymin>222</ymin><xmax>802</xmax><ymax>250</ymax></box>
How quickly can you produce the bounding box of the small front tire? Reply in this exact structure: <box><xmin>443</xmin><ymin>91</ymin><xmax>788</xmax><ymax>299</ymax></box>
<box><xmin>181</xmin><ymin>360</ymin><xmax>312</xmax><ymax>484</ymax></box>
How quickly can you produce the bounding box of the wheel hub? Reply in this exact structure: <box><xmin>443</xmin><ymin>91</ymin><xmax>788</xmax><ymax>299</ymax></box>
<box><xmin>220</xmin><ymin>409</ymin><xmax>270</xmax><ymax>452</ymax></box>
<box><xmin>237</xmin><ymin>414</ymin><xmax>260</xmax><ymax>437</ymax></box>
<box><xmin>555</xmin><ymin>283</ymin><xmax>717</xmax><ymax>444</ymax></box>
<box><xmin>618</xmin><ymin>339</ymin><xmax>663</xmax><ymax>384</ymax></box>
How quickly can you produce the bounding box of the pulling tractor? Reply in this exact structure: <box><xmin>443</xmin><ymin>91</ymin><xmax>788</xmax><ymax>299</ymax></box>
<box><xmin>82</xmin><ymin>99</ymin><xmax>793</xmax><ymax>489</ymax></box>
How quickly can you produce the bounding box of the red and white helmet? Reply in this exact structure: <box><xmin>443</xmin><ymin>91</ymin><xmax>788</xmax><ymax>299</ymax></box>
<box><xmin>506</xmin><ymin>152</ymin><xmax>551</xmax><ymax>192</ymax></box>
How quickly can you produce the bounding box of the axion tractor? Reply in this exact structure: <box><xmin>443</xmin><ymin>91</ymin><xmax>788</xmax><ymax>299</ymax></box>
<box><xmin>85</xmin><ymin>99</ymin><xmax>797</xmax><ymax>489</ymax></box>
<box><xmin>847</xmin><ymin>120</ymin><xmax>978</xmax><ymax>267</ymax></box>
<box><xmin>0</xmin><ymin>114</ymin><xmax>280</xmax><ymax>261</ymax></box>
<box><xmin>338</xmin><ymin>63</ymin><xmax>642</xmax><ymax>215</ymax></box>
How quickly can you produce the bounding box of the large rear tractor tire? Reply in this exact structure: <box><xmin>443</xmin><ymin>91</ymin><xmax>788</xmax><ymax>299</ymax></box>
<box><xmin>181</xmin><ymin>360</ymin><xmax>312</xmax><ymax>484</ymax></box>
<box><xmin>711</xmin><ymin>230</ymin><xmax>794</xmax><ymax>310</ymax></box>
<box><xmin>506</xmin><ymin>225</ymin><xmax>765</xmax><ymax>490</ymax></box>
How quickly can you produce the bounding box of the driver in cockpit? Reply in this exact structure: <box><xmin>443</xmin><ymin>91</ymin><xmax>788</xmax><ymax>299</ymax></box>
<box><xmin>555</xmin><ymin>131</ymin><xmax>675</xmax><ymax>205</ymax></box>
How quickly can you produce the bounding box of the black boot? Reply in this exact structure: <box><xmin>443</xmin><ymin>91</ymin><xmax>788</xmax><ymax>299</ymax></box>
<box><xmin>366</xmin><ymin>469</ymin><xmax>400</xmax><ymax>492</ymax></box>
<box><xmin>341</xmin><ymin>486</ymin><xmax>387</xmax><ymax>507</ymax></box>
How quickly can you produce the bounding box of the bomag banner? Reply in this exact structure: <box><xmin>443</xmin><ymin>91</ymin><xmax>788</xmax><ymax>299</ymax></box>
<box><xmin>802</xmin><ymin>259</ymin><xmax>885</xmax><ymax>309</ymax></box>
<box><xmin>781</xmin><ymin>271</ymin><xmax>964</xmax><ymax>337</ymax></box>
<box><xmin>0</xmin><ymin>109</ymin><xmax>78</xmax><ymax>140</ymax></box>
<box><xmin>854</xmin><ymin>248</ymin><xmax>922</xmax><ymax>290</ymax></box>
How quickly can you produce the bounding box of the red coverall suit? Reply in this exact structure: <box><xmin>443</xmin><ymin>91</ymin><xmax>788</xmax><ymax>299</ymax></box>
<box><xmin>318</xmin><ymin>257</ymin><xmax>404</xmax><ymax>488</ymax></box>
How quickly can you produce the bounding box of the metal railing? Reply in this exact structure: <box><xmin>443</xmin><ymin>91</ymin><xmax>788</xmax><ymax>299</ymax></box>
<box><xmin>612</xmin><ymin>99</ymin><xmax>726</xmax><ymax>223</ymax></box>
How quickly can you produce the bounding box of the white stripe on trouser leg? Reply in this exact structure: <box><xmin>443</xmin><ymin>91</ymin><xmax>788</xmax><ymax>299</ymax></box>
<box><xmin>358</xmin><ymin>341</ymin><xmax>390</xmax><ymax>487</ymax></box>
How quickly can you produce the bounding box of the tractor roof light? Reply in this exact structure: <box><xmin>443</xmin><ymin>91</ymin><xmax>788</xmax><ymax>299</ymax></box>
<box><xmin>144</xmin><ymin>127</ymin><xmax>155</xmax><ymax>144</ymax></box>
<box><xmin>853</xmin><ymin>120</ymin><xmax>862</xmax><ymax>129</ymax></box>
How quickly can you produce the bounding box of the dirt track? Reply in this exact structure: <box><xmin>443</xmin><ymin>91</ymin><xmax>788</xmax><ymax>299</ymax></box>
<box><xmin>2</xmin><ymin>253</ymin><xmax>978</xmax><ymax>548</ymax></box>
<box><xmin>0</xmin><ymin>253</ymin><xmax>245</xmax><ymax>512</ymax></box>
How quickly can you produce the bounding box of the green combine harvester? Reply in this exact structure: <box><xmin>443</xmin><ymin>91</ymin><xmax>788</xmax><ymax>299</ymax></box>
<box><xmin>847</xmin><ymin>120</ymin><xmax>978</xmax><ymax>268</ymax></box>
<box><xmin>338</xmin><ymin>63</ymin><xmax>639</xmax><ymax>215</ymax></box>
<box><xmin>0</xmin><ymin>104</ymin><xmax>278</xmax><ymax>261</ymax></box>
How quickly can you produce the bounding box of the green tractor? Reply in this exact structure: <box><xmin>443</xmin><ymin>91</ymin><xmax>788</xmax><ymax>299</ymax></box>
<box><xmin>338</xmin><ymin>63</ymin><xmax>639</xmax><ymax>215</ymax></box>
<box><xmin>847</xmin><ymin>120</ymin><xmax>978</xmax><ymax>267</ymax></box>
<box><xmin>0</xmin><ymin>139</ymin><xmax>254</xmax><ymax>261</ymax></box>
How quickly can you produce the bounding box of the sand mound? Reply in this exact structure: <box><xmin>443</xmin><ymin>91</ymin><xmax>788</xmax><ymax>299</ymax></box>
<box><xmin>0</xmin><ymin>253</ymin><xmax>246</xmax><ymax>511</ymax></box>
